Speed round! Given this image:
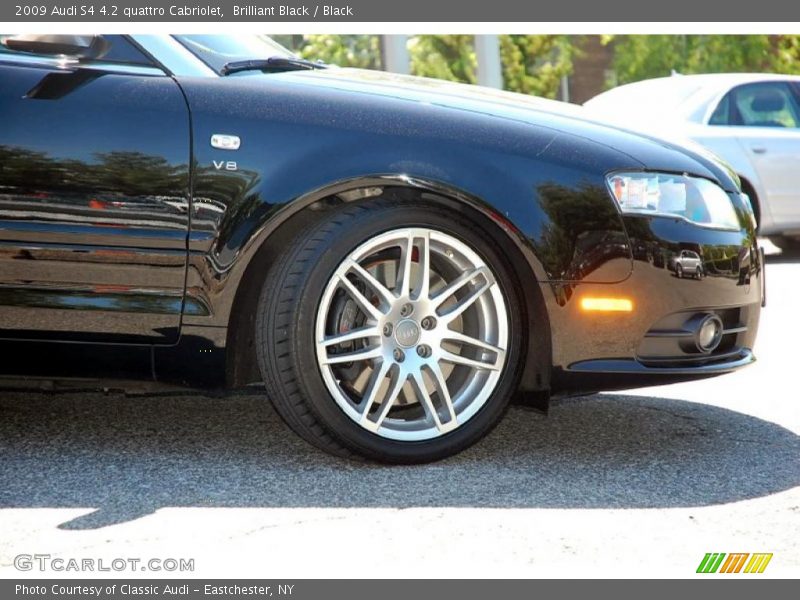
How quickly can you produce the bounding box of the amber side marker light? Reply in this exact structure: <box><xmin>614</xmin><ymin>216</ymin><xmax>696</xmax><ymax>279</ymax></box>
<box><xmin>580</xmin><ymin>297</ymin><xmax>634</xmax><ymax>312</ymax></box>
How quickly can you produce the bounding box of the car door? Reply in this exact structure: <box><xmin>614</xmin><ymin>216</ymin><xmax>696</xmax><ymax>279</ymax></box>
<box><xmin>0</xmin><ymin>35</ymin><xmax>191</xmax><ymax>343</ymax></box>
<box><xmin>710</xmin><ymin>81</ymin><xmax>800</xmax><ymax>227</ymax></box>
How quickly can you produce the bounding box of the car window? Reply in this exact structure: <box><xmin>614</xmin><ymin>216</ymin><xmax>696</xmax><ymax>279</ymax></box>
<box><xmin>0</xmin><ymin>34</ymin><xmax>154</xmax><ymax>67</ymax></box>
<box><xmin>708</xmin><ymin>93</ymin><xmax>730</xmax><ymax>125</ymax></box>
<box><xmin>710</xmin><ymin>82</ymin><xmax>800</xmax><ymax>128</ymax></box>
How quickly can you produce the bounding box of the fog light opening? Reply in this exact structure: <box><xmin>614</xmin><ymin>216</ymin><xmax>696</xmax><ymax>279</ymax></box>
<box><xmin>695</xmin><ymin>314</ymin><xmax>723</xmax><ymax>353</ymax></box>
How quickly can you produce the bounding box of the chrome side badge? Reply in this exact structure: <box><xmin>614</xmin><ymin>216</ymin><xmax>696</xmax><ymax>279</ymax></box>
<box><xmin>210</xmin><ymin>134</ymin><xmax>241</xmax><ymax>150</ymax></box>
<box><xmin>213</xmin><ymin>160</ymin><xmax>238</xmax><ymax>171</ymax></box>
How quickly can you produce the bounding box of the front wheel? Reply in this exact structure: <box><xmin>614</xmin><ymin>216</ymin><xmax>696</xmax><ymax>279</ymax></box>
<box><xmin>256</xmin><ymin>200</ymin><xmax>524</xmax><ymax>463</ymax></box>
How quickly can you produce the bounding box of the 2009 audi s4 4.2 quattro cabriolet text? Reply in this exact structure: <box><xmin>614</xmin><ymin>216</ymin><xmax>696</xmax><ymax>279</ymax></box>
<box><xmin>0</xmin><ymin>34</ymin><xmax>764</xmax><ymax>462</ymax></box>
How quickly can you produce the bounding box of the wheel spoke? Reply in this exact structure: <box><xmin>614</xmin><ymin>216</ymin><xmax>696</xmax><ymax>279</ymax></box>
<box><xmin>396</xmin><ymin>234</ymin><xmax>415</xmax><ymax>298</ymax></box>
<box><xmin>365</xmin><ymin>368</ymin><xmax>406</xmax><ymax>431</ymax></box>
<box><xmin>439</xmin><ymin>348</ymin><xmax>502</xmax><ymax>371</ymax></box>
<box><xmin>410</xmin><ymin>371</ymin><xmax>443</xmax><ymax>431</ymax></box>
<box><xmin>431</xmin><ymin>266</ymin><xmax>494</xmax><ymax>317</ymax></box>
<box><xmin>442</xmin><ymin>330</ymin><xmax>506</xmax><ymax>359</ymax></box>
<box><xmin>336</xmin><ymin>273</ymin><xmax>384</xmax><ymax>321</ymax></box>
<box><xmin>320</xmin><ymin>346</ymin><xmax>383</xmax><ymax>365</ymax></box>
<box><xmin>427</xmin><ymin>363</ymin><xmax>458</xmax><ymax>428</ymax></box>
<box><xmin>415</xmin><ymin>231</ymin><xmax>431</xmax><ymax>301</ymax></box>
<box><xmin>345</xmin><ymin>259</ymin><xmax>397</xmax><ymax>308</ymax></box>
<box><xmin>438</xmin><ymin>279</ymin><xmax>495</xmax><ymax>324</ymax></box>
<box><xmin>358</xmin><ymin>360</ymin><xmax>391</xmax><ymax>420</ymax></box>
<box><xmin>431</xmin><ymin>266</ymin><xmax>489</xmax><ymax>306</ymax></box>
<box><xmin>319</xmin><ymin>325</ymin><xmax>381</xmax><ymax>348</ymax></box>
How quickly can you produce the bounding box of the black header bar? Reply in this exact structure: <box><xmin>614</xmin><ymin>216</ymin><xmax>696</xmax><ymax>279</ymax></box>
<box><xmin>3</xmin><ymin>0</ymin><xmax>800</xmax><ymax>22</ymax></box>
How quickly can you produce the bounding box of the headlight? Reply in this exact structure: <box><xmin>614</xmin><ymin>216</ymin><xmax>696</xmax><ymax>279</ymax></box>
<box><xmin>606</xmin><ymin>172</ymin><xmax>740</xmax><ymax>230</ymax></box>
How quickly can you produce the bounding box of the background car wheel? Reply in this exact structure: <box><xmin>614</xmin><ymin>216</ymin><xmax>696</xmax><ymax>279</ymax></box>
<box><xmin>255</xmin><ymin>199</ymin><xmax>524</xmax><ymax>463</ymax></box>
<box><xmin>676</xmin><ymin>264</ymin><xmax>683</xmax><ymax>278</ymax></box>
<box><xmin>769</xmin><ymin>235</ymin><xmax>800</xmax><ymax>253</ymax></box>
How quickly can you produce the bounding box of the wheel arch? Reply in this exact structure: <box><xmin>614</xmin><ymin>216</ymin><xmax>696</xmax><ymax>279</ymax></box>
<box><xmin>737</xmin><ymin>174</ymin><xmax>761</xmax><ymax>230</ymax></box>
<box><xmin>224</xmin><ymin>175</ymin><xmax>553</xmax><ymax>401</ymax></box>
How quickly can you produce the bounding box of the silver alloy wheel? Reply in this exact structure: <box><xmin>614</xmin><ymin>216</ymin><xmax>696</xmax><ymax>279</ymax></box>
<box><xmin>315</xmin><ymin>227</ymin><xmax>509</xmax><ymax>441</ymax></box>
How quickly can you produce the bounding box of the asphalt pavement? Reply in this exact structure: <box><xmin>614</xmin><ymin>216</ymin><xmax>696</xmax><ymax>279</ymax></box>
<box><xmin>1</xmin><ymin>243</ymin><xmax>798</xmax><ymax>578</ymax></box>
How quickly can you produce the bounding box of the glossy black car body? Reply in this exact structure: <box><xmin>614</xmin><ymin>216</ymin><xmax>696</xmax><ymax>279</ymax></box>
<box><xmin>0</xmin><ymin>35</ymin><xmax>762</xmax><ymax>411</ymax></box>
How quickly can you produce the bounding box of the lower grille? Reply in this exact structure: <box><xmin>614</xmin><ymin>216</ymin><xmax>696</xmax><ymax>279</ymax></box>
<box><xmin>637</xmin><ymin>307</ymin><xmax>750</xmax><ymax>367</ymax></box>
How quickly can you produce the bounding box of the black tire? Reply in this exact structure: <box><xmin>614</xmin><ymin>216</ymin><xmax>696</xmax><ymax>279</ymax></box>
<box><xmin>676</xmin><ymin>264</ymin><xmax>683</xmax><ymax>278</ymax></box>
<box><xmin>769</xmin><ymin>235</ymin><xmax>800</xmax><ymax>253</ymax></box>
<box><xmin>255</xmin><ymin>199</ymin><xmax>525</xmax><ymax>463</ymax></box>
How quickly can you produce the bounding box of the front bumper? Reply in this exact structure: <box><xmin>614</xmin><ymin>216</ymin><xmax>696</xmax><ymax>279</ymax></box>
<box><xmin>568</xmin><ymin>348</ymin><xmax>755</xmax><ymax>375</ymax></box>
<box><xmin>547</xmin><ymin>213</ymin><xmax>763</xmax><ymax>393</ymax></box>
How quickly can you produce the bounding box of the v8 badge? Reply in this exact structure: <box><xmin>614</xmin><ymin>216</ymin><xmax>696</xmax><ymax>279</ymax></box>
<box><xmin>213</xmin><ymin>160</ymin><xmax>238</xmax><ymax>171</ymax></box>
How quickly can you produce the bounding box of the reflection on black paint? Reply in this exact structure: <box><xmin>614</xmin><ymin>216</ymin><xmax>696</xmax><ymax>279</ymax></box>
<box><xmin>0</xmin><ymin>287</ymin><xmax>188</xmax><ymax>314</ymax></box>
<box><xmin>624</xmin><ymin>214</ymin><xmax>754</xmax><ymax>283</ymax></box>
<box><xmin>188</xmin><ymin>163</ymin><xmax>268</xmax><ymax>307</ymax></box>
<box><xmin>533</xmin><ymin>181</ymin><xmax>631</xmax><ymax>282</ymax></box>
<box><xmin>192</xmin><ymin>162</ymin><xmax>261</xmax><ymax>251</ymax></box>
<box><xmin>0</xmin><ymin>145</ymin><xmax>188</xmax><ymax>227</ymax></box>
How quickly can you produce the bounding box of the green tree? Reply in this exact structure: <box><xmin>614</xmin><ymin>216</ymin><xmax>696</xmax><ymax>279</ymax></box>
<box><xmin>499</xmin><ymin>35</ymin><xmax>574</xmax><ymax>98</ymax></box>
<box><xmin>409</xmin><ymin>35</ymin><xmax>477</xmax><ymax>83</ymax></box>
<box><xmin>296</xmin><ymin>34</ymin><xmax>382</xmax><ymax>69</ymax></box>
<box><xmin>273</xmin><ymin>34</ymin><xmax>576</xmax><ymax>98</ymax></box>
<box><xmin>774</xmin><ymin>36</ymin><xmax>800</xmax><ymax>74</ymax></box>
<box><xmin>605</xmin><ymin>35</ymin><xmax>800</xmax><ymax>86</ymax></box>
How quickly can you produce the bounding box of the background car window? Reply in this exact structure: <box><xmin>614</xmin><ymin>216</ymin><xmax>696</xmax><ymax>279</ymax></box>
<box><xmin>710</xmin><ymin>82</ymin><xmax>800</xmax><ymax>128</ymax></box>
<box><xmin>708</xmin><ymin>93</ymin><xmax>730</xmax><ymax>125</ymax></box>
<box><xmin>0</xmin><ymin>34</ymin><xmax>154</xmax><ymax>67</ymax></box>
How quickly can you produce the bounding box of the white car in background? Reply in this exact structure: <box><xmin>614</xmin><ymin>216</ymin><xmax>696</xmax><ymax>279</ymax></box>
<box><xmin>585</xmin><ymin>73</ymin><xmax>800</xmax><ymax>250</ymax></box>
<box><xmin>669</xmin><ymin>250</ymin><xmax>704</xmax><ymax>279</ymax></box>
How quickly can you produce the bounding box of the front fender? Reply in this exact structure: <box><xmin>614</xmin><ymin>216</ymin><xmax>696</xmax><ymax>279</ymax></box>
<box><xmin>178</xmin><ymin>75</ymin><xmax>640</xmax><ymax>328</ymax></box>
<box><xmin>186</xmin><ymin>143</ymin><xmax>640</xmax><ymax>327</ymax></box>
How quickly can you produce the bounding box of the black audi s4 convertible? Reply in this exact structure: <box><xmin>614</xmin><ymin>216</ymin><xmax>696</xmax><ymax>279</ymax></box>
<box><xmin>0</xmin><ymin>34</ymin><xmax>763</xmax><ymax>462</ymax></box>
